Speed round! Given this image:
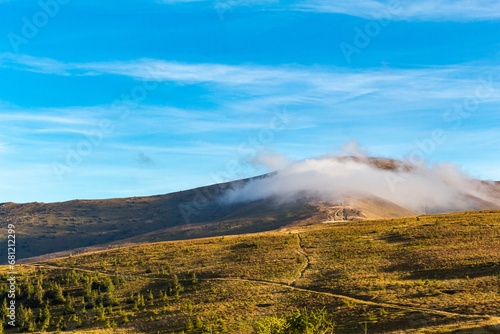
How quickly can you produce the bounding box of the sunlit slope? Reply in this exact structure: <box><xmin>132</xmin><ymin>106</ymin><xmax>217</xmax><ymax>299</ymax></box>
<box><xmin>1</xmin><ymin>157</ymin><xmax>498</xmax><ymax>262</ymax></box>
<box><xmin>3</xmin><ymin>210</ymin><xmax>500</xmax><ymax>333</ymax></box>
<box><xmin>0</xmin><ymin>180</ymin><xmax>415</xmax><ymax>263</ymax></box>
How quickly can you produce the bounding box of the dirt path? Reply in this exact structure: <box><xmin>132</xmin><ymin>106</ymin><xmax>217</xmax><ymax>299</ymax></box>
<box><xmin>28</xmin><ymin>252</ymin><xmax>500</xmax><ymax>329</ymax></box>
<box><xmin>29</xmin><ymin>263</ymin><xmax>500</xmax><ymax>331</ymax></box>
<box><xmin>290</xmin><ymin>233</ymin><xmax>311</xmax><ymax>286</ymax></box>
<box><xmin>213</xmin><ymin>277</ymin><xmax>499</xmax><ymax>322</ymax></box>
<box><xmin>30</xmin><ymin>263</ymin><xmax>109</xmax><ymax>275</ymax></box>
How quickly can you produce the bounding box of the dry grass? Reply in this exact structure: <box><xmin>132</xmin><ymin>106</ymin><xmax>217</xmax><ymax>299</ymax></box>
<box><xmin>2</xmin><ymin>210</ymin><xmax>500</xmax><ymax>333</ymax></box>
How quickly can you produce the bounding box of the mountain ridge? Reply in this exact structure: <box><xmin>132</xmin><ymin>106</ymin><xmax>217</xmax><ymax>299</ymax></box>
<box><xmin>2</xmin><ymin>157</ymin><xmax>499</xmax><ymax>263</ymax></box>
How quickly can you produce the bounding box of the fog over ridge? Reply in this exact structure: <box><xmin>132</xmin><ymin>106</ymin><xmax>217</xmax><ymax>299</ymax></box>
<box><xmin>221</xmin><ymin>141</ymin><xmax>500</xmax><ymax>214</ymax></box>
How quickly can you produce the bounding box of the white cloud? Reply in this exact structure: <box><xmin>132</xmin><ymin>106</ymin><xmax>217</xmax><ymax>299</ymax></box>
<box><xmin>158</xmin><ymin>0</ymin><xmax>208</xmax><ymax>2</ymax></box>
<box><xmin>251</xmin><ymin>150</ymin><xmax>291</xmax><ymax>171</ymax></box>
<box><xmin>0</xmin><ymin>54</ymin><xmax>72</xmax><ymax>75</ymax></box>
<box><xmin>2</xmin><ymin>53</ymin><xmax>499</xmax><ymax>106</ymax></box>
<box><xmin>294</xmin><ymin>0</ymin><xmax>500</xmax><ymax>21</ymax></box>
<box><xmin>0</xmin><ymin>112</ymin><xmax>95</xmax><ymax>125</ymax></box>
<box><xmin>222</xmin><ymin>141</ymin><xmax>500</xmax><ymax>213</ymax></box>
<box><xmin>154</xmin><ymin>0</ymin><xmax>500</xmax><ymax>21</ymax></box>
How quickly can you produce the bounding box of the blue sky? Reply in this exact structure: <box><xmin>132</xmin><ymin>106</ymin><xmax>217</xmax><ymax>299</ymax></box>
<box><xmin>0</xmin><ymin>0</ymin><xmax>499</xmax><ymax>203</ymax></box>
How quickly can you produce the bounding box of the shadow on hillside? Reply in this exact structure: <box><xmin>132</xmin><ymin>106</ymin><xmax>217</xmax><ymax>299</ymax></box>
<box><xmin>383</xmin><ymin>261</ymin><xmax>500</xmax><ymax>280</ymax></box>
<box><xmin>381</xmin><ymin>230</ymin><xmax>417</xmax><ymax>243</ymax></box>
<box><xmin>442</xmin><ymin>324</ymin><xmax>500</xmax><ymax>333</ymax></box>
<box><xmin>357</xmin><ymin>314</ymin><xmax>500</xmax><ymax>334</ymax></box>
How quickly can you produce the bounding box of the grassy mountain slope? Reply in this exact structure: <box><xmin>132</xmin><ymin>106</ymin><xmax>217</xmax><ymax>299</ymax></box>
<box><xmin>1</xmin><ymin>157</ymin><xmax>498</xmax><ymax>263</ymax></box>
<box><xmin>2</xmin><ymin>210</ymin><xmax>500</xmax><ymax>333</ymax></box>
<box><xmin>0</xmin><ymin>181</ymin><xmax>415</xmax><ymax>263</ymax></box>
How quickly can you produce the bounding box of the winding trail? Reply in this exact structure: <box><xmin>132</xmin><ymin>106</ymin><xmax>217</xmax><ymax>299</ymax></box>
<box><xmin>291</xmin><ymin>233</ymin><xmax>311</xmax><ymax>286</ymax></box>
<box><xmin>213</xmin><ymin>277</ymin><xmax>497</xmax><ymax>321</ymax></box>
<box><xmin>31</xmin><ymin>263</ymin><xmax>104</xmax><ymax>275</ymax></box>
<box><xmin>27</xmin><ymin>238</ymin><xmax>500</xmax><ymax>330</ymax></box>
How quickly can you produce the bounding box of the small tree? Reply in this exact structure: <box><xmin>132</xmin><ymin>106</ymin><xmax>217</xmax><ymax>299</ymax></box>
<box><xmin>195</xmin><ymin>315</ymin><xmax>203</xmax><ymax>329</ymax></box>
<box><xmin>41</xmin><ymin>303</ymin><xmax>51</xmax><ymax>327</ymax></box>
<box><xmin>53</xmin><ymin>283</ymin><xmax>66</xmax><ymax>304</ymax></box>
<box><xmin>171</xmin><ymin>274</ymin><xmax>183</xmax><ymax>298</ymax></box>
<box><xmin>97</xmin><ymin>306</ymin><xmax>106</xmax><ymax>322</ymax></box>
<box><xmin>191</xmin><ymin>273</ymin><xmax>198</xmax><ymax>284</ymax></box>
<box><xmin>83</xmin><ymin>281</ymin><xmax>92</xmax><ymax>300</ymax></box>
<box><xmin>33</xmin><ymin>282</ymin><xmax>44</xmax><ymax>306</ymax></box>
<box><xmin>64</xmin><ymin>295</ymin><xmax>76</xmax><ymax>314</ymax></box>
<box><xmin>27</xmin><ymin>319</ymin><xmax>36</xmax><ymax>332</ymax></box>
<box><xmin>161</xmin><ymin>290</ymin><xmax>169</xmax><ymax>302</ymax></box>
<box><xmin>103</xmin><ymin>292</ymin><xmax>117</xmax><ymax>307</ymax></box>
<box><xmin>254</xmin><ymin>308</ymin><xmax>335</xmax><ymax>334</ymax></box>
<box><xmin>220</xmin><ymin>320</ymin><xmax>228</xmax><ymax>332</ymax></box>
<box><xmin>102</xmin><ymin>277</ymin><xmax>114</xmax><ymax>292</ymax></box>
<box><xmin>24</xmin><ymin>280</ymin><xmax>34</xmax><ymax>300</ymax></box>
<box><xmin>185</xmin><ymin>318</ymin><xmax>194</xmax><ymax>331</ymax></box>
<box><xmin>0</xmin><ymin>298</ymin><xmax>8</xmax><ymax>321</ymax></box>
<box><xmin>147</xmin><ymin>290</ymin><xmax>154</xmax><ymax>301</ymax></box>
<box><xmin>112</xmin><ymin>274</ymin><xmax>125</xmax><ymax>286</ymax></box>
<box><xmin>18</xmin><ymin>304</ymin><xmax>27</xmax><ymax>328</ymax></box>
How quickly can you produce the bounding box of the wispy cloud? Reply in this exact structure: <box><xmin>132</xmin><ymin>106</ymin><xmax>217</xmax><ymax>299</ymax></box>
<box><xmin>153</xmin><ymin>0</ymin><xmax>500</xmax><ymax>21</ymax></box>
<box><xmin>2</xmin><ymin>55</ymin><xmax>499</xmax><ymax>189</ymax></box>
<box><xmin>0</xmin><ymin>112</ymin><xmax>95</xmax><ymax>125</ymax></box>
<box><xmin>0</xmin><ymin>54</ymin><xmax>72</xmax><ymax>75</ymax></box>
<box><xmin>2</xmin><ymin>53</ymin><xmax>499</xmax><ymax>105</ymax></box>
<box><xmin>294</xmin><ymin>0</ymin><xmax>500</xmax><ymax>21</ymax></box>
<box><xmin>157</xmin><ymin>0</ymin><xmax>208</xmax><ymax>2</ymax></box>
<box><xmin>33</xmin><ymin>128</ymin><xmax>98</xmax><ymax>135</ymax></box>
<box><xmin>2</xmin><ymin>54</ymin><xmax>500</xmax><ymax>152</ymax></box>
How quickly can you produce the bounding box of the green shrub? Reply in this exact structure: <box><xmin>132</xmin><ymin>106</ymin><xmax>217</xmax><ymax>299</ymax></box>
<box><xmin>254</xmin><ymin>308</ymin><xmax>335</xmax><ymax>334</ymax></box>
<box><xmin>191</xmin><ymin>273</ymin><xmax>198</xmax><ymax>284</ymax></box>
<box><xmin>63</xmin><ymin>295</ymin><xmax>76</xmax><ymax>314</ymax></box>
<box><xmin>185</xmin><ymin>318</ymin><xmax>194</xmax><ymax>331</ymax></box>
<box><xmin>195</xmin><ymin>315</ymin><xmax>203</xmax><ymax>329</ymax></box>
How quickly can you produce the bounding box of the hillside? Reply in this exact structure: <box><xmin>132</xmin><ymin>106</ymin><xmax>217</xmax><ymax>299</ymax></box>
<box><xmin>0</xmin><ymin>177</ymin><xmax>416</xmax><ymax>263</ymax></box>
<box><xmin>1</xmin><ymin>157</ymin><xmax>499</xmax><ymax>263</ymax></box>
<box><xmin>2</xmin><ymin>210</ymin><xmax>500</xmax><ymax>333</ymax></box>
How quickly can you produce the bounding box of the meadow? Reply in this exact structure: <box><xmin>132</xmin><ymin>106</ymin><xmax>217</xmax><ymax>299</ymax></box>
<box><xmin>1</xmin><ymin>210</ymin><xmax>500</xmax><ymax>333</ymax></box>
